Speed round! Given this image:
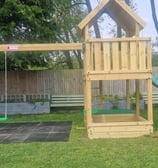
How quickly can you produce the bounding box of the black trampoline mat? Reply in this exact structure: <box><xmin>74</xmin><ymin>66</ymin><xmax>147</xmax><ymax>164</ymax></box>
<box><xmin>0</xmin><ymin>121</ymin><xmax>72</xmax><ymax>143</ymax></box>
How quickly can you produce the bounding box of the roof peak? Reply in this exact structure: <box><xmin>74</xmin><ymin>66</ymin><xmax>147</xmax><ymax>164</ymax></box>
<box><xmin>78</xmin><ymin>0</ymin><xmax>145</xmax><ymax>36</ymax></box>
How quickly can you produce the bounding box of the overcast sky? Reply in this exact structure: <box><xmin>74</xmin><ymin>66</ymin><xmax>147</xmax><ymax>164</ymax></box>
<box><xmin>90</xmin><ymin>0</ymin><xmax>158</xmax><ymax>41</ymax></box>
<box><xmin>136</xmin><ymin>0</ymin><xmax>157</xmax><ymax>40</ymax></box>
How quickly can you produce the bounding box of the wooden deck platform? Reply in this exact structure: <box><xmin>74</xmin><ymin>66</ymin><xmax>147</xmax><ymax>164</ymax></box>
<box><xmin>87</xmin><ymin>114</ymin><xmax>153</xmax><ymax>139</ymax></box>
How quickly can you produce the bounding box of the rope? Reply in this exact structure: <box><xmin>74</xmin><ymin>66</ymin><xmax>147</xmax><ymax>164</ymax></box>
<box><xmin>4</xmin><ymin>51</ymin><xmax>7</xmax><ymax>119</ymax></box>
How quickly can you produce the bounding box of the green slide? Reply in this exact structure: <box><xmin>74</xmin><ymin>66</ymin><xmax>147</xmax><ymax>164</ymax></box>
<box><xmin>152</xmin><ymin>74</ymin><xmax>158</xmax><ymax>88</ymax></box>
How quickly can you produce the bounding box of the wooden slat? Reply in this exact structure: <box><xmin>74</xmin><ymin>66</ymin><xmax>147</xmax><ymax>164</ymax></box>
<box><xmin>112</xmin><ymin>42</ymin><xmax>119</xmax><ymax>70</ymax></box>
<box><xmin>90</xmin><ymin>43</ymin><xmax>94</xmax><ymax>71</ymax></box>
<box><xmin>147</xmin><ymin>41</ymin><xmax>152</xmax><ymax>70</ymax></box>
<box><xmin>88</xmin><ymin>113</ymin><xmax>153</xmax><ymax>138</ymax></box>
<box><xmin>130</xmin><ymin>41</ymin><xmax>137</xmax><ymax>70</ymax></box>
<box><xmin>87</xmin><ymin>71</ymin><xmax>151</xmax><ymax>80</ymax></box>
<box><xmin>139</xmin><ymin>41</ymin><xmax>146</xmax><ymax>70</ymax></box>
<box><xmin>90</xmin><ymin>125</ymin><xmax>152</xmax><ymax>133</ymax></box>
<box><xmin>90</xmin><ymin>120</ymin><xmax>152</xmax><ymax>127</ymax></box>
<box><xmin>85</xmin><ymin>43</ymin><xmax>91</xmax><ymax>71</ymax></box>
<box><xmin>88</xmin><ymin>127</ymin><xmax>153</xmax><ymax>139</ymax></box>
<box><xmin>0</xmin><ymin>43</ymin><xmax>83</xmax><ymax>52</ymax></box>
<box><xmin>103</xmin><ymin>42</ymin><xmax>111</xmax><ymax>71</ymax></box>
<box><xmin>121</xmin><ymin>42</ymin><xmax>129</xmax><ymax>70</ymax></box>
<box><xmin>94</xmin><ymin>43</ymin><xmax>102</xmax><ymax>70</ymax></box>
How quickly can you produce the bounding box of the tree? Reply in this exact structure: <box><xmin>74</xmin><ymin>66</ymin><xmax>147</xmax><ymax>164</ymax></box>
<box><xmin>0</xmin><ymin>0</ymin><xmax>58</xmax><ymax>43</ymax></box>
<box><xmin>0</xmin><ymin>0</ymin><xmax>58</xmax><ymax>70</ymax></box>
<box><xmin>0</xmin><ymin>0</ymin><xmax>86</xmax><ymax>70</ymax></box>
<box><xmin>150</xmin><ymin>0</ymin><xmax>158</xmax><ymax>34</ymax></box>
<box><xmin>49</xmin><ymin>0</ymin><xmax>86</xmax><ymax>69</ymax></box>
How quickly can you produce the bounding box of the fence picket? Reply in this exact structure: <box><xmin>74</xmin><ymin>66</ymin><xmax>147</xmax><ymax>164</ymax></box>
<box><xmin>0</xmin><ymin>69</ymin><xmax>158</xmax><ymax>96</ymax></box>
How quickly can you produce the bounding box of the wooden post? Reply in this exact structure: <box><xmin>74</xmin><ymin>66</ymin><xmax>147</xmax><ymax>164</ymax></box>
<box><xmin>99</xmin><ymin>80</ymin><xmax>103</xmax><ymax>109</ymax></box>
<box><xmin>86</xmin><ymin>43</ymin><xmax>92</xmax><ymax>125</ymax></box>
<box><xmin>126</xmin><ymin>80</ymin><xmax>130</xmax><ymax>109</ymax></box>
<box><xmin>135</xmin><ymin>23</ymin><xmax>140</xmax><ymax>118</ymax></box>
<box><xmin>86</xmin><ymin>80</ymin><xmax>92</xmax><ymax>125</ymax></box>
<box><xmin>93</xmin><ymin>42</ymin><xmax>104</xmax><ymax>109</ymax></box>
<box><xmin>147</xmin><ymin>77</ymin><xmax>153</xmax><ymax>122</ymax></box>
<box><xmin>125</xmin><ymin>32</ymin><xmax>130</xmax><ymax>110</ymax></box>
<box><xmin>83</xmin><ymin>26</ymin><xmax>89</xmax><ymax>110</ymax></box>
<box><xmin>135</xmin><ymin>79</ymin><xmax>140</xmax><ymax>118</ymax></box>
<box><xmin>83</xmin><ymin>25</ymin><xmax>93</xmax><ymax>126</ymax></box>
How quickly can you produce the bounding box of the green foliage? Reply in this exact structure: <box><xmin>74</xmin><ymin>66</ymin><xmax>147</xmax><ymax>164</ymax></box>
<box><xmin>131</xmin><ymin>92</ymin><xmax>143</xmax><ymax>107</ymax></box>
<box><xmin>0</xmin><ymin>0</ymin><xmax>85</xmax><ymax>70</ymax></box>
<box><xmin>152</xmin><ymin>53</ymin><xmax>158</xmax><ymax>66</ymax></box>
<box><xmin>28</xmin><ymin>98</ymin><xmax>49</xmax><ymax>104</ymax></box>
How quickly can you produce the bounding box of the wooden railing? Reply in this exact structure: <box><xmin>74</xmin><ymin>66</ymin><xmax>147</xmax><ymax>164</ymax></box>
<box><xmin>86</xmin><ymin>38</ymin><xmax>152</xmax><ymax>72</ymax></box>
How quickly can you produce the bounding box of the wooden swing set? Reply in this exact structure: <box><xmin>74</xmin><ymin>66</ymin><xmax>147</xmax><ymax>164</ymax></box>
<box><xmin>0</xmin><ymin>0</ymin><xmax>153</xmax><ymax>138</ymax></box>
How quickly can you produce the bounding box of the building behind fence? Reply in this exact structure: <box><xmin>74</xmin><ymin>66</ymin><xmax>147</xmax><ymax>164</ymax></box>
<box><xmin>0</xmin><ymin>68</ymin><xmax>158</xmax><ymax>96</ymax></box>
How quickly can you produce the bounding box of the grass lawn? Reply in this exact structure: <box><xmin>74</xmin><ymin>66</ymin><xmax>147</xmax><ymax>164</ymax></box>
<box><xmin>1</xmin><ymin>109</ymin><xmax>158</xmax><ymax>168</ymax></box>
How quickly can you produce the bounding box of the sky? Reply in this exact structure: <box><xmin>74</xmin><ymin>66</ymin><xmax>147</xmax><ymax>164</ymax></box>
<box><xmin>136</xmin><ymin>0</ymin><xmax>157</xmax><ymax>40</ymax></box>
<box><xmin>90</xmin><ymin>0</ymin><xmax>158</xmax><ymax>41</ymax></box>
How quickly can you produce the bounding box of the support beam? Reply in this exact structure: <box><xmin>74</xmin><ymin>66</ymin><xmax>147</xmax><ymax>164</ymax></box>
<box><xmin>0</xmin><ymin>43</ymin><xmax>83</xmax><ymax>52</ymax></box>
<box><xmin>147</xmin><ymin>77</ymin><xmax>153</xmax><ymax>122</ymax></box>
<box><xmin>135</xmin><ymin>79</ymin><xmax>140</xmax><ymax>118</ymax></box>
<box><xmin>126</xmin><ymin>80</ymin><xmax>130</xmax><ymax>109</ymax></box>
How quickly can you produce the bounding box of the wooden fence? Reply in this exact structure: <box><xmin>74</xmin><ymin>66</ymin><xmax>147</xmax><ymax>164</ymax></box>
<box><xmin>0</xmin><ymin>70</ymin><xmax>83</xmax><ymax>95</ymax></box>
<box><xmin>0</xmin><ymin>68</ymin><xmax>158</xmax><ymax>96</ymax></box>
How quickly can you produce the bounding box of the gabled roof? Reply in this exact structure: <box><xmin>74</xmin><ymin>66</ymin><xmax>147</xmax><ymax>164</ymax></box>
<box><xmin>78</xmin><ymin>0</ymin><xmax>146</xmax><ymax>36</ymax></box>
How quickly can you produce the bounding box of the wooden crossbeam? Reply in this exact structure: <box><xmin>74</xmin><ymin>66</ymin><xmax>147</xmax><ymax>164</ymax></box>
<box><xmin>88</xmin><ymin>37</ymin><xmax>151</xmax><ymax>42</ymax></box>
<box><xmin>0</xmin><ymin>43</ymin><xmax>83</xmax><ymax>52</ymax></box>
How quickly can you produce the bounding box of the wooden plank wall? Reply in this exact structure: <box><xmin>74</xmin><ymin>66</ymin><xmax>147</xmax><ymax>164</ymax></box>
<box><xmin>89</xmin><ymin>39</ymin><xmax>151</xmax><ymax>72</ymax></box>
<box><xmin>0</xmin><ymin>68</ymin><xmax>158</xmax><ymax>96</ymax></box>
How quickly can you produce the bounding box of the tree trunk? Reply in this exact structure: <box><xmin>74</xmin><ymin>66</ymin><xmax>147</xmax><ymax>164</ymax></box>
<box><xmin>73</xmin><ymin>50</ymin><xmax>83</xmax><ymax>68</ymax></box>
<box><xmin>64</xmin><ymin>50</ymin><xmax>73</xmax><ymax>69</ymax></box>
<box><xmin>150</xmin><ymin>0</ymin><xmax>158</xmax><ymax>34</ymax></box>
<box><xmin>86</xmin><ymin>0</ymin><xmax>101</xmax><ymax>38</ymax></box>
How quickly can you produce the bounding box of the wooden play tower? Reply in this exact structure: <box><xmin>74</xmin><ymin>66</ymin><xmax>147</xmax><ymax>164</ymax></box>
<box><xmin>0</xmin><ymin>0</ymin><xmax>153</xmax><ymax>139</ymax></box>
<box><xmin>78</xmin><ymin>0</ymin><xmax>153</xmax><ymax>138</ymax></box>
